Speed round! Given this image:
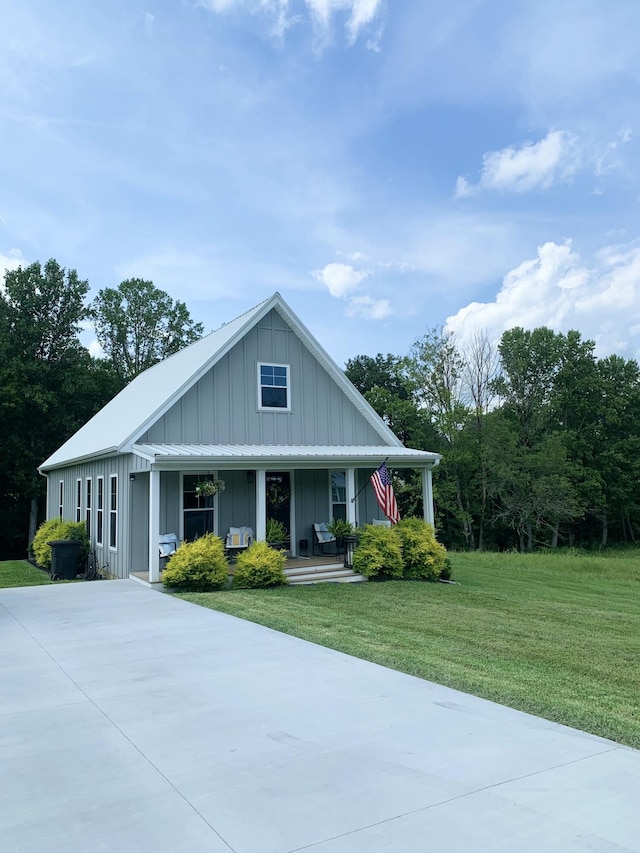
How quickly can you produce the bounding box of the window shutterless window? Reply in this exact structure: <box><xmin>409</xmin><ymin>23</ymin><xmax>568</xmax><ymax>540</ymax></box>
<box><xmin>109</xmin><ymin>475</ymin><xmax>118</xmax><ymax>550</ymax></box>
<box><xmin>258</xmin><ymin>363</ymin><xmax>290</xmax><ymax>410</ymax></box>
<box><xmin>85</xmin><ymin>479</ymin><xmax>92</xmax><ymax>536</ymax></box>
<box><xmin>331</xmin><ymin>471</ymin><xmax>347</xmax><ymax>521</ymax></box>
<box><xmin>183</xmin><ymin>474</ymin><xmax>215</xmax><ymax>542</ymax></box>
<box><xmin>96</xmin><ymin>477</ymin><xmax>104</xmax><ymax>546</ymax></box>
<box><xmin>76</xmin><ymin>479</ymin><xmax>82</xmax><ymax>523</ymax></box>
<box><xmin>59</xmin><ymin>481</ymin><xmax>64</xmax><ymax>519</ymax></box>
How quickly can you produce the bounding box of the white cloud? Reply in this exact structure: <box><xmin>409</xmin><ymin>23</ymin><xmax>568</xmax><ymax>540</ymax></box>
<box><xmin>456</xmin><ymin>130</ymin><xmax>581</xmax><ymax>196</ymax></box>
<box><xmin>311</xmin><ymin>262</ymin><xmax>368</xmax><ymax>297</ymax></box>
<box><xmin>197</xmin><ymin>0</ymin><xmax>383</xmax><ymax>41</ymax></box>
<box><xmin>345</xmin><ymin>294</ymin><xmax>391</xmax><ymax>319</ymax></box>
<box><xmin>446</xmin><ymin>240</ymin><xmax>640</xmax><ymax>360</ymax></box>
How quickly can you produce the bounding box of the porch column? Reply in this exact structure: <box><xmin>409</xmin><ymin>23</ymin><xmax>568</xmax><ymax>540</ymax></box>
<box><xmin>256</xmin><ymin>469</ymin><xmax>266</xmax><ymax>541</ymax></box>
<box><xmin>422</xmin><ymin>465</ymin><xmax>434</xmax><ymax>527</ymax></box>
<box><xmin>148</xmin><ymin>469</ymin><xmax>160</xmax><ymax>582</ymax></box>
<box><xmin>346</xmin><ymin>468</ymin><xmax>357</xmax><ymax>527</ymax></box>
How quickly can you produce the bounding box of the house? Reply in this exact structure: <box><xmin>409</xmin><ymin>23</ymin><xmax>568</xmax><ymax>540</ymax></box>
<box><xmin>39</xmin><ymin>293</ymin><xmax>441</xmax><ymax>581</ymax></box>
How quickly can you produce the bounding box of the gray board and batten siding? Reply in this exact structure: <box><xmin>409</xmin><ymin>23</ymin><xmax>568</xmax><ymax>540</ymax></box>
<box><xmin>138</xmin><ymin>310</ymin><xmax>386</xmax><ymax>448</ymax></box>
<box><xmin>45</xmin><ymin>452</ymin><xmax>150</xmax><ymax>579</ymax></box>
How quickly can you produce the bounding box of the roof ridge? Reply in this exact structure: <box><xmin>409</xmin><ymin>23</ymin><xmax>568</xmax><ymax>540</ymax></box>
<box><xmin>209</xmin><ymin>294</ymin><xmax>274</xmax><ymax>335</ymax></box>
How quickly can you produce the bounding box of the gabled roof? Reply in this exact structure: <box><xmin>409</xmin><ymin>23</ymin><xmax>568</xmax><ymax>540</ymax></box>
<box><xmin>40</xmin><ymin>293</ymin><xmax>404</xmax><ymax>471</ymax></box>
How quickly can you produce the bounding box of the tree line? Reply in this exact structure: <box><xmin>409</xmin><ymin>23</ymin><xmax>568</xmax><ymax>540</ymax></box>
<box><xmin>0</xmin><ymin>260</ymin><xmax>203</xmax><ymax>558</ymax></box>
<box><xmin>3</xmin><ymin>257</ymin><xmax>639</xmax><ymax>557</ymax></box>
<box><xmin>346</xmin><ymin>327</ymin><xmax>640</xmax><ymax>551</ymax></box>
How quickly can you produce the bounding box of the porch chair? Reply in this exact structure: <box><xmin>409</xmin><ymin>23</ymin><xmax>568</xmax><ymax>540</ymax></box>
<box><xmin>159</xmin><ymin>533</ymin><xmax>179</xmax><ymax>567</ymax></box>
<box><xmin>312</xmin><ymin>522</ymin><xmax>336</xmax><ymax>556</ymax></box>
<box><xmin>225</xmin><ymin>526</ymin><xmax>253</xmax><ymax>558</ymax></box>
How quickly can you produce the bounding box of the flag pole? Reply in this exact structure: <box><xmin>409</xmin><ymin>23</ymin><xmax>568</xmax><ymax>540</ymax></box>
<box><xmin>351</xmin><ymin>457</ymin><xmax>389</xmax><ymax>503</ymax></box>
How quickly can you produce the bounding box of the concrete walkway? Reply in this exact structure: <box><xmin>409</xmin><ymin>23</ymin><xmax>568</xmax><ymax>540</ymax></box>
<box><xmin>1</xmin><ymin>580</ymin><xmax>638</xmax><ymax>853</ymax></box>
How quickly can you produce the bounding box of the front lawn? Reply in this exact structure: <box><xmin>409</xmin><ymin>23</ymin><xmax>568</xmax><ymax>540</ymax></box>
<box><xmin>178</xmin><ymin>549</ymin><xmax>640</xmax><ymax>749</ymax></box>
<box><xmin>0</xmin><ymin>560</ymin><xmax>51</xmax><ymax>589</ymax></box>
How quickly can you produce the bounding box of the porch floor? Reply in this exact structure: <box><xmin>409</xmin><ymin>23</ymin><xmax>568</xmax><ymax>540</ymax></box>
<box><xmin>130</xmin><ymin>553</ymin><xmax>364</xmax><ymax>588</ymax></box>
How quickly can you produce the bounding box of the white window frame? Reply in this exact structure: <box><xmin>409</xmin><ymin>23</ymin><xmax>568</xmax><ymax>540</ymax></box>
<box><xmin>330</xmin><ymin>470</ymin><xmax>347</xmax><ymax>521</ymax></box>
<box><xmin>181</xmin><ymin>473</ymin><xmax>216</xmax><ymax>542</ymax></box>
<box><xmin>58</xmin><ymin>481</ymin><xmax>64</xmax><ymax>519</ymax></box>
<box><xmin>75</xmin><ymin>479</ymin><xmax>82</xmax><ymax>523</ymax></box>
<box><xmin>96</xmin><ymin>476</ymin><xmax>104</xmax><ymax>546</ymax></box>
<box><xmin>109</xmin><ymin>474</ymin><xmax>118</xmax><ymax>551</ymax></box>
<box><xmin>257</xmin><ymin>362</ymin><xmax>291</xmax><ymax>412</ymax></box>
<box><xmin>85</xmin><ymin>478</ymin><xmax>92</xmax><ymax>537</ymax></box>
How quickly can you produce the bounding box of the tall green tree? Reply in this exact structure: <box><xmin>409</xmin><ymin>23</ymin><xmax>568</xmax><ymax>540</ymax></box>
<box><xmin>592</xmin><ymin>355</ymin><xmax>640</xmax><ymax>545</ymax></box>
<box><xmin>90</xmin><ymin>278</ymin><xmax>204</xmax><ymax>381</ymax></box>
<box><xmin>407</xmin><ymin>328</ymin><xmax>477</xmax><ymax>547</ymax></box>
<box><xmin>0</xmin><ymin>260</ymin><xmax>102</xmax><ymax>554</ymax></box>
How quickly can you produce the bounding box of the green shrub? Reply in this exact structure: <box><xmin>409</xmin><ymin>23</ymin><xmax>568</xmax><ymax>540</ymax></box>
<box><xmin>162</xmin><ymin>534</ymin><xmax>229</xmax><ymax>591</ymax></box>
<box><xmin>32</xmin><ymin>519</ymin><xmax>90</xmax><ymax>570</ymax></box>
<box><xmin>327</xmin><ymin>518</ymin><xmax>355</xmax><ymax>539</ymax></box>
<box><xmin>232</xmin><ymin>540</ymin><xmax>288</xmax><ymax>589</ymax></box>
<box><xmin>265</xmin><ymin>518</ymin><xmax>290</xmax><ymax>547</ymax></box>
<box><xmin>352</xmin><ymin>524</ymin><xmax>404</xmax><ymax>580</ymax></box>
<box><xmin>395</xmin><ymin>517</ymin><xmax>448</xmax><ymax>581</ymax></box>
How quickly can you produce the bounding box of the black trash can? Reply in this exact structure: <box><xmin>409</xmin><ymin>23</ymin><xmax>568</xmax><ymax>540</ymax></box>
<box><xmin>48</xmin><ymin>540</ymin><xmax>82</xmax><ymax>580</ymax></box>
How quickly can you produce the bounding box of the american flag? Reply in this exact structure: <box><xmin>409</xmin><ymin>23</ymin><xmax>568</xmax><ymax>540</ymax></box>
<box><xmin>371</xmin><ymin>462</ymin><xmax>400</xmax><ymax>525</ymax></box>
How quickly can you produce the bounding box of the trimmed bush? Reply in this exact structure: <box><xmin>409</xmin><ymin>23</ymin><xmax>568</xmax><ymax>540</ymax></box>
<box><xmin>352</xmin><ymin>524</ymin><xmax>404</xmax><ymax>580</ymax></box>
<box><xmin>232</xmin><ymin>540</ymin><xmax>288</xmax><ymax>589</ymax></box>
<box><xmin>395</xmin><ymin>517</ymin><xmax>448</xmax><ymax>581</ymax></box>
<box><xmin>162</xmin><ymin>534</ymin><xmax>229</xmax><ymax>591</ymax></box>
<box><xmin>32</xmin><ymin>519</ymin><xmax>90</xmax><ymax>571</ymax></box>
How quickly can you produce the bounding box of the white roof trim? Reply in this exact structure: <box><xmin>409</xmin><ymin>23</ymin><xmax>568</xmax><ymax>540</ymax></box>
<box><xmin>133</xmin><ymin>443</ymin><xmax>441</xmax><ymax>470</ymax></box>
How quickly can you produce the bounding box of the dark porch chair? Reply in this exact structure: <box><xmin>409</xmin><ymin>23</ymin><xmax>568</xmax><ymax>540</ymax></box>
<box><xmin>312</xmin><ymin>522</ymin><xmax>336</xmax><ymax>556</ymax></box>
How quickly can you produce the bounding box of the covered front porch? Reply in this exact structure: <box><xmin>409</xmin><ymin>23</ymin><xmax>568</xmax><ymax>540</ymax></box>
<box><xmin>130</xmin><ymin>553</ymin><xmax>367</xmax><ymax>588</ymax></box>
<box><xmin>128</xmin><ymin>443</ymin><xmax>441</xmax><ymax>583</ymax></box>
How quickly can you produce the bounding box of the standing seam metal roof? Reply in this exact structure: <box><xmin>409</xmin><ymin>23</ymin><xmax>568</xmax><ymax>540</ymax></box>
<box><xmin>39</xmin><ymin>293</ymin><xmax>405</xmax><ymax>471</ymax></box>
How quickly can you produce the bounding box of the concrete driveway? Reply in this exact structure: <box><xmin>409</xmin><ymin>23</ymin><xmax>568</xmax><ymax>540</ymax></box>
<box><xmin>1</xmin><ymin>580</ymin><xmax>639</xmax><ymax>853</ymax></box>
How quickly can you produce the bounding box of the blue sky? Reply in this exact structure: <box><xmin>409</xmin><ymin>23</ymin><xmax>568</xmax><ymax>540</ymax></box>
<box><xmin>2</xmin><ymin>0</ymin><xmax>640</xmax><ymax>366</ymax></box>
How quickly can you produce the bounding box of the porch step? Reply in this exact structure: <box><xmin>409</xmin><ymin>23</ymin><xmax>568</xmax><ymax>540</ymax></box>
<box><xmin>284</xmin><ymin>566</ymin><xmax>366</xmax><ymax>585</ymax></box>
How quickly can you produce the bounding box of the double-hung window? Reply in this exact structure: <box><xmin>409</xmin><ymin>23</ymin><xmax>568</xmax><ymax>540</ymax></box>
<box><xmin>85</xmin><ymin>479</ymin><xmax>92</xmax><ymax>536</ymax></box>
<box><xmin>58</xmin><ymin>481</ymin><xmax>64</xmax><ymax>519</ymax></box>
<box><xmin>331</xmin><ymin>471</ymin><xmax>347</xmax><ymax>521</ymax></box>
<box><xmin>76</xmin><ymin>479</ymin><xmax>82</xmax><ymax>523</ymax></box>
<box><xmin>109</xmin><ymin>475</ymin><xmax>118</xmax><ymax>550</ymax></box>
<box><xmin>96</xmin><ymin>477</ymin><xmax>104</xmax><ymax>546</ymax></box>
<box><xmin>258</xmin><ymin>363</ymin><xmax>290</xmax><ymax>411</ymax></box>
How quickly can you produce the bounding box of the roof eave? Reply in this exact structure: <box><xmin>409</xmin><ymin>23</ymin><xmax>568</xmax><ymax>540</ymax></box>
<box><xmin>39</xmin><ymin>446</ymin><xmax>120</xmax><ymax>473</ymax></box>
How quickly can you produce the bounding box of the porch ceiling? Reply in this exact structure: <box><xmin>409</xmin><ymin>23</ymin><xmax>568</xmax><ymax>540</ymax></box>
<box><xmin>132</xmin><ymin>443</ymin><xmax>440</xmax><ymax>470</ymax></box>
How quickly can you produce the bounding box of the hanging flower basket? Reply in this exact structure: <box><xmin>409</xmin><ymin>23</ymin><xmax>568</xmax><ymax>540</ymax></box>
<box><xmin>195</xmin><ymin>479</ymin><xmax>225</xmax><ymax>498</ymax></box>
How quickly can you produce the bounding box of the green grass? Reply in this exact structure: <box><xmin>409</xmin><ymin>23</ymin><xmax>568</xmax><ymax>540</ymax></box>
<box><xmin>0</xmin><ymin>560</ymin><xmax>51</xmax><ymax>589</ymax></box>
<box><xmin>178</xmin><ymin>549</ymin><xmax>640</xmax><ymax>749</ymax></box>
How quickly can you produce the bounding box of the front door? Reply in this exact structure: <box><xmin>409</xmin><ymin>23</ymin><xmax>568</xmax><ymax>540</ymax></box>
<box><xmin>266</xmin><ymin>471</ymin><xmax>291</xmax><ymax>546</ymax></box>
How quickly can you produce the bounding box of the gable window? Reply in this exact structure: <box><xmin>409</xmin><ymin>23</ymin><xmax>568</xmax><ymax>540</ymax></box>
<box><xmin>258</xmin><ymin>363</ymin><xmax>290</xmax><ymax>411</ymax></box>
<box><xmin>76</xmin><ymin>479</ymin><xmax>82</xmax><ymax>523</ymax></box>
<box><xmin>96</xmin><ymin>477</ymin><xmax>104</xmax><ymax>546</ymax></box>
<box><xmin>59</xmin><ymin>481</ymin><xmax>64</xmax><ymax>519</ymax></box>
<box><xmin>85</xmin><ymin>478</ymin><xmax>92</xmax><ymax>537</ymax></box>
<box><xmin>331</xmin><ymin>471</ymin><xmax>347</xmax><ymax>521</ymax></box>
<box><xmin>109</xmin><ymin>475</ymin><xmax>118</xmax><ymax>550</ymax></box>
